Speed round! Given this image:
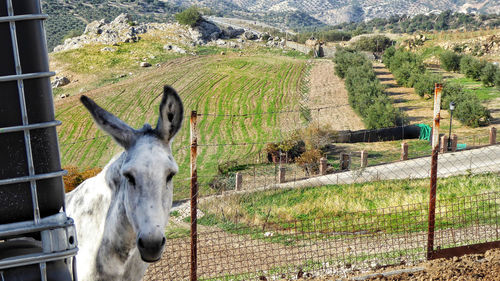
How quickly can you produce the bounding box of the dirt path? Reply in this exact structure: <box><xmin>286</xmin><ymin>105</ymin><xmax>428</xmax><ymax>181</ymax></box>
<box><xmin>307</xmin><ymin>60</ymin><xmax>365</xmax><ymax>131</ymax></box>
<box><xmin>372</xmin><ymin>63</ymin><xmax>438</xmax><ymax>125</ymax></box>
<box><xmin>306</xmin><ymin>248</ymin><xmax>500</xmax><ymax>281</ymax></box>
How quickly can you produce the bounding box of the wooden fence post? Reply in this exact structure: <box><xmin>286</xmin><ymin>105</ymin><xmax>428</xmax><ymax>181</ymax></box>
<box><xmin>235</xmin><ymin>172</ymin><xmax>242</xmax><ymax>191</ymax></box>
<box><xmin>340</xmin><ymin>153</ymin><xmax>350</xmax><ymax>171</ymax></box>
<box><xmin>451</xmin><ymin>134</ymin><xmax>458</xmax><ymax>152</ymax></box>
<box><xmin>361</xmin><ymin>150</ymin><xmax>368</xmax><ymax>168</ymax></box>
<box><xmin>490</xmin><ymin>127</ymin><xmax>497</xmax><ymax>145</ymax></box>
<box><xmin>440</xmin><ymin>135</ymin><xmax>448</xmax><ymax>153</ymax></box>
<box><xmin>279</xmin><ymin>167</ymin><xmax>286</xmax><ymax>183</ymax></box>
<box><xmin>401</xmin><ymin>142</ymin><xmax>408</xmax><ymax>161</ymax></box>
<box><xmin>319</xmin><ymin>157</ymin><xmax>328</xmax><ymax>175</ymax></box>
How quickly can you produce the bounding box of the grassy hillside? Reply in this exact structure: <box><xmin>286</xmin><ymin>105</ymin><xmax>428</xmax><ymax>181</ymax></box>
<box><xmin>55</xmin><ymin>51</ymin><xmax>309</xmax><ymax>200</ymax></box>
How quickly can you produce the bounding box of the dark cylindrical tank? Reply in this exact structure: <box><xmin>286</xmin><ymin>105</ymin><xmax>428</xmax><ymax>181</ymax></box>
<box><xmin>0</xmin><ymin>0</ymin><xmax>65</xmax><ymax>224</ymax></box>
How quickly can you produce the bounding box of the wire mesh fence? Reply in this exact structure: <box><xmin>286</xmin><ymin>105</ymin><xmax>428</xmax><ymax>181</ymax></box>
<box><xmin>140</xmin><ymin>104</ymin><xmax>500</xmax><ymax>280</ymax></box>
<box><xmin>147</xmin><ymin>190</ymin><xmax>500</xmax><ymax>280</ymax></box>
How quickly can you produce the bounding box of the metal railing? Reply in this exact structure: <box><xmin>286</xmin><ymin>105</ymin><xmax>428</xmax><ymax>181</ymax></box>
<box><xmin>0</xmin><ymin>0</ymin><xmax>77</xmax><ymax>280</ymax></box>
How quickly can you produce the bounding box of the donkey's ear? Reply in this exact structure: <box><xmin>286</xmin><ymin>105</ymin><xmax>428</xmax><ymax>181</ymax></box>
<box><xmin>80</xmin><ymin>95</ymin><xmax>136</xmax><ymax>149</ymax></box>
<box><xmin>156</xmin><ymin>85</ymin><xmax>184</xmax><ymax>143</ymax></box>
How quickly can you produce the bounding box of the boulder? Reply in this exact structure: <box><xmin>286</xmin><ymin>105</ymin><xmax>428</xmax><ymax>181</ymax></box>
<box><xmin>100</xmin><ymin>47</ymin><xmax>116</xmax><ymax>52</ymax></box>
<box><xmin>189</xmin><ymin>19</ymin><xmax>221</xmax><ymax>43</ymax></box>
<box><xmin>171</xmin><ymin>45</ymin><xmax>186</xmax><ymax>54</ymax></box>
<box><xmin>51</xmin><ymin>76</ymin><xmax>70</xmax><ymax>88</ymax></box>
<box><xmin>243</xmin><ymin>31</ymin><xmax>257</xmax><ymax>40</ymax></box>
<box><xmin>140</xmin><ymin>62</ymin><xmax>151</xmax><ymax>67</ymax></box>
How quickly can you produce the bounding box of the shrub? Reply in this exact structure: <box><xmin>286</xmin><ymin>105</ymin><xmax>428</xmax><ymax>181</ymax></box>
<box><xmin>353</xmin><ymin>35</ymin><xmax>394</xmax><ymax>53</ymax></box>
<box><xmin>175</xmin><ymin>6</ymin><xmax>202</xmax><ymax>27</ymax></box>
<box><xmin>387</xmin><ymin>49</ymin><xmax>425</xmax><ymax>87</ymax></box>
<box><xmin>481</xmin><ymin>63</ymin><xmax>498</xmax><ymax>87</ymax></box>
<box><xmin>460</xmin><ymin>55</ymin><xmax>486</xmax><ymax>80</ymax></box>
<box><xmin>63</xmin><ymin>166</ymin><xmax>102</xmax><ymax>193</ymax></box>
<box><xmin>334</xmin><ymin>49</ymin><xmax>404</xmax><ymax>129</ymax></box>
<box><xmin>382</xmin><ymin>46</ymin><xmax>396</xmax><ymax>68</ymax></box>
<box><xmin>495</xmin><ymin>70</ymin><xmax>500</xmax><ymax>90</ymax></box>
<box><xmin>442</xmin><ymin>83</ymin><xmax>491</xmax><ymax>127</ymax></box>
<box><xmin>333</xmin><ymin>48</ymin><xmax>368</xmax><ymax>79</ymax></box>
<box><xmin>439</xmin><ymin>50</ymin><xmax>461</xmax><ymax>72</ymax></box>
<box><xmin>413</xmin><ymin>73</ymin><xmax>443</xmax><ymax>97</ymax></box>
<box><xmin>295</xmin><ymin>149</ymin><xmax>322</xmax><ymax>175</ymax></box>
<box><xmin>265</xmin><ymin>140</ymin><xmax>305</xmax><ymax>163</ymax></box>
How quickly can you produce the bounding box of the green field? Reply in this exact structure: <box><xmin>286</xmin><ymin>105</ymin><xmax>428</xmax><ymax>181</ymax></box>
<box><xmin>56</xmin><ymin>53</ymin><xmax>309</xmax><ymax>200</ymax></box>
<box><xmin>196</xmin><ymin>173</ymin><xmax>500</xmax><ymax>242</ymax></box>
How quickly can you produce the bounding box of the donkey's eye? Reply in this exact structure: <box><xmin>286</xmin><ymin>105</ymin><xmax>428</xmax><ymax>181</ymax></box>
<box><xmin>166</xmin><ymin>173</ymin><xmax>175</xmax><ymax>183</ymax></box>
<box><xmin>124</xmin><ymin>173</ymin><xmax>136</xmax><ymax>186</ymax></box>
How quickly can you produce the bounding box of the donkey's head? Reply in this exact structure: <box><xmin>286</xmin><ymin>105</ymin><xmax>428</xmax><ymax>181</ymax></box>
<box><xmin>80</xmin><ymin>85</ymin><xmax>183</xmax><ymax>262</ymax></box>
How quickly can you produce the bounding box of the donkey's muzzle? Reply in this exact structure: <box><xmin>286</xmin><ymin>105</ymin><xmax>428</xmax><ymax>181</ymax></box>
<box><xmin>137</xmin><ymin>234</ymin><xmax>166</xmax><ymax>262</ymax></box>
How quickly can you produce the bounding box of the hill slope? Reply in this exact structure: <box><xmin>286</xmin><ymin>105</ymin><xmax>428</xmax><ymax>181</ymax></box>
<box><xmin>55</xmin><ymin>52</ymin><xmax>309</xmax><ymax>200</ymax></box>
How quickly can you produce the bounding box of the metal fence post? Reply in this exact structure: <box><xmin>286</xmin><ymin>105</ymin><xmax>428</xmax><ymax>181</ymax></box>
<box><xmin>190</xmin><ymin>111</ymin><xmax>198</xmax><ymax>281</ymax></box>
<box><xmin>490</xmin><ymin>127</ymin><xmax>497</xmax><ymax>145</ymax></box>
<box><xmin>427</xmin><ymin>84</ymin><xmax>442</xmax><ymax>260</ymax></box>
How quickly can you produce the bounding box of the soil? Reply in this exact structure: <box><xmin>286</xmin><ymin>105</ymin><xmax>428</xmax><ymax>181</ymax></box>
<box><xmin>297</xmin><ymin>248</ymin><xmax>500</xmax><ymax>281</ymax></box>
<box><xmin>307</xmin><ymin>60</ymin><xmax>365</xmax><ymax>131</ymax></box>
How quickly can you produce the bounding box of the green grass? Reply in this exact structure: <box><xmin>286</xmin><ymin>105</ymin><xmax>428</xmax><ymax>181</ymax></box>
<box><xmin>56</xmin><ymin>53</ymin><xmax>310</xmax><ymax>200</ymax></box>
<box><xmin>165</xmin><ymin>222</ymin><xmax>190</xmax><ymax>240</ymax></box>
<box><xmin>198</xmin><ymin>173</ymin><xmax>500</xmax><ymax>240</ymax></box>
<box><xmin>449</xmin><ymin>76</ymin><xmax>500</xmax><ymax>101</ymax></box>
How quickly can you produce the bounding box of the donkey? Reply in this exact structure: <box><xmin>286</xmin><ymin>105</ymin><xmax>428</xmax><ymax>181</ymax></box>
<box><xmin>65</xmin><ymin>85</ymin><xmax>184</xmax><ymax>281</ymax></box>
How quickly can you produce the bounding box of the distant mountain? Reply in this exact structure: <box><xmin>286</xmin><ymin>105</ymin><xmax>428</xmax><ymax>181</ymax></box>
<box><xmin>161</xmin><ymin>0</ymin><xmax>500</xmax><ymax>26</ymax></box>
<box><xmin>42</xmin><ymin>0</ymin><xmax>500</xmax><ymax>51</ymax></box>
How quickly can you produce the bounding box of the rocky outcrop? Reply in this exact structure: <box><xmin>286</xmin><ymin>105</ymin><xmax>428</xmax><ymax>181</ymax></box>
<box><xmin>54</xmin><ymin>14</ymin><xmax>149</xmax><ymax>52</ymax></box>
<box><xmin>439</xmin><ymin>35</ymin><xmax>500</xmax><ymax>56</ymax></box>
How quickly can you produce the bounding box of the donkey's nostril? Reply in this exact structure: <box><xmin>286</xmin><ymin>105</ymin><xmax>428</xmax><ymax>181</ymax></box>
<box><xmin>161</xmin><ymin>237</ymin><xmax>166</xmax><ymax>246</ymax></box>
<box><xmin>138</xmin><ymin>238</ymin><xmax>145</xmax><ymax>249</ymax></box>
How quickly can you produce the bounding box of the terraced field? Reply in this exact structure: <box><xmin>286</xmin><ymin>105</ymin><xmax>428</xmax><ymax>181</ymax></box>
<box><xmin>55</xmin><ymin>54</ymin><xmax>309</xmax><ymax>200</ymax></box>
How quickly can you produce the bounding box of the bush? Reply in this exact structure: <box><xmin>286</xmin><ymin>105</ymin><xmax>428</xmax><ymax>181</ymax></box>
<box><xmin>295</xmin><ymin>149</ymin><xmax>322</xmax><ymax>175</ymax></box>
<box><xmin>387</xmin><ymin>49</ymin><xmax>425</xmax><ymax>87</ymax></box>
<box><xmin>442</xmin><ymin>83</ymin><xmax>491</xmax><ymax>127</ymax></box>
<box><xmin>481</xmin><ymin>63</ymin><xmax>498</xmax><ymax>87</ymax></box>
<box><xmin>63</xmin><ymin>166</ymin><xmax>102</xmax><ymax>193</ymax></box>
<box><xmin>413</xmin><ymin>73</ymin><xmax>443</xmax><ymax>97</ymax></box>
<box><xmin>439</xmin><ymin>50</ymin><xmax>461</xmax><ymax>72</ymax></box>
<box><xmin>175</xmin><ymin>6</ymin><xmax>202</xmax><ymax>27</ymax></box>
<box><xmin>334</xmin><ymin>49</ymin><xmax>404</xmax><ymax>129</ymax></box>
<box><xmin>496</xmin><ymin>70</ymin><xmax>500</xmax><ymax>90</ymax></box>
<box><xmin>460</xmin><ymin>55</ymin><xmax>486</xmax><ymax>80</ymax></box>
<box><xmin>382</xmin><ymin>46</ymin><xmax>396</xmax><ymax>68</ymax></box>
<box><xmin>333</xmin><ymin>48</ymin><xmax>368</xmax><ymax>79</ymax></box>
<box><xmin>353</xmin><ymin>35</ymin><xmax>394</xmax><ymax>53</ymax></box>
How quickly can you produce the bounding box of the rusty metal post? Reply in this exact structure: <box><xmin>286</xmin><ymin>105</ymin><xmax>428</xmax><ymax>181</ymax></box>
<box><xmin>440</xmin><ymin>135</ymin><xmax>448</xmax><ymax>154</ymax></box>
<box><xmin>360</xmin><ymin>150</ymin><xmax>368</xmax><ymax>168</ymax></box>
<box><xmin>490</xmin><ymin>127</ymin><xmax>497</xmax><ymax>145</ymax></box>
<box><xmin>279</xmin><ymin>167</ymin><xmax>286</xmax><ymax>183</ymax></box>
<box><xmin>190</xmin><ymin>111</ymin><xmax>198</xmax><ymax>281</ymax></box>
<box><xmin>451</xmin><ymin>134</ymin><xmax>458</xmax><ymax>152</ymax></box>
<box><xmin>401</xmin><ymin>142</ymin><xmax>408</xmax><ymax>161</ymax></box>
<box><xmin>427</xmin><ymin>84</ymin><xmax>442</xmax><ymax>260</ymax></box>
<box><xmin>235</xmin><ymin>172</ymin><xmax>243</xmax><ymax>191</ymax></box>
<box><xmin>319</xmin><ymin>157</ymin><xmax>328</xmax><ymax>175</ymax></box>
